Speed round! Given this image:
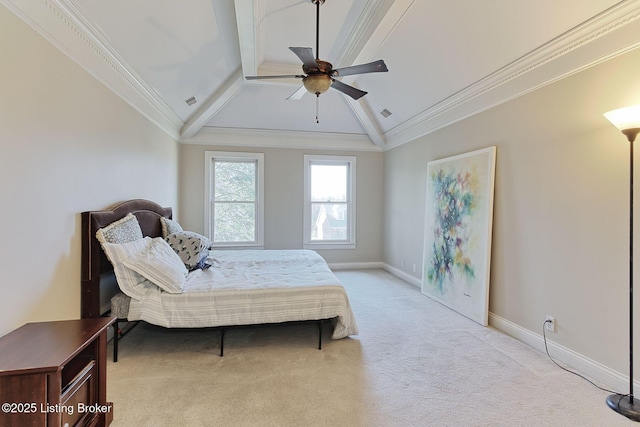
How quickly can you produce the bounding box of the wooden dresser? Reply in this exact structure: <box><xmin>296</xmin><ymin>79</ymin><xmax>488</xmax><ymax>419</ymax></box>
<box><xmin>0</xmin><ymin>317</ymin><xmax>115</xmax><ymax>427</ymax></box>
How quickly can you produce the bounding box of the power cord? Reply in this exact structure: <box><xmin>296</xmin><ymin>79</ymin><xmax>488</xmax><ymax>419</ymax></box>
<box><xmin>542</xmin><ymin>319</ymin><xmax>621</xmax><ymax>395</ymax></box>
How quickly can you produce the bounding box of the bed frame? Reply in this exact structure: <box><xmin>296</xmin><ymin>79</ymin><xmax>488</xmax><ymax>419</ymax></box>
<box><xmin>81</xmin><ymin>199</ymin><xmax>172</xmax><ymax>319</ymax></box>
<box><xmin>81</xmin><ymin>199</ymin><xmax>325</xmax><ymax>360</ymax></box>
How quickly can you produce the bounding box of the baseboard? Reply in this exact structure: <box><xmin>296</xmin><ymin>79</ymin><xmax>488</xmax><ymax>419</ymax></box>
<box><xmin>330</xmin><ymin>261</ymin><xmax>423</xmax><ymax>287</ymax></box>
<box><xmin>378</xmin><ymin>264</ymin><xmax>635</xmax><ymax>395</ymax></box>
<box><xmin>489</xmin><ymin>312</ymin><xmax>635</xmax><ymax>395</ymax></box>
<box><xmin>381</xmin><ymin>263</ymin><xmax>422</xmax><ymax>287</ymax></box>
<box><xmin>328</xmin><ymin>261</ymin><xmax>385</xmax><ymax>270</ymax></box>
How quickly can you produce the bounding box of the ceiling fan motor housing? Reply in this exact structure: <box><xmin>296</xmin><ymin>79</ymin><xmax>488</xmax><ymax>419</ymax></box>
<box><xmin>303</xmin><ymin>59</ymin><xmax>333</xmax><ymax>75</ymax></box>
<box><xmin>303</xmin><ymin>59</ymin><xmax>334</xmax><ymax>95</ymax></box>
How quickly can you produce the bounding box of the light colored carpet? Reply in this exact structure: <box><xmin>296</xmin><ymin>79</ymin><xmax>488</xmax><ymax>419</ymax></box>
<box><xmin>107</xmin><ymin>269</ymin><xmax>634</xmax><ymax>426</ymax></box>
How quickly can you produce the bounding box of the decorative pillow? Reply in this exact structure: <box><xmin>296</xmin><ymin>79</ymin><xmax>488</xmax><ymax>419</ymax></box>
<box><xmin>100</xmin><ymin>237</ymin><xmax>153</xmax><ymax>299</ymax></box>
<box><xmin>123</xmin><ymin>238</ymin><xmax>188</xmax><ymax>293</ymax></box>
<box><xmin>160</xmin><ymin>217</ymin><xmax>183</xmax><ymax>238</ymax></box>
<box><xmin>96</xmin><ymin>213</ymin><xmax>143</xmax><ymax>244</ymax></box>
<box><xmin>165</xmin><ymin>231</ymin><xmax>211</xmax><ymax>270</ymax></box>
<box><xmin>111</xmin><ymin>292</ymin><xmax>131</xmax><ymax>319</ymax></box>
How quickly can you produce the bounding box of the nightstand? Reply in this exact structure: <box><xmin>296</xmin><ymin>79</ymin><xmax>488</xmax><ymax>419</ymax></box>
<box><xmin>0</xmin><ymin>317</ymin><xmax>115</xmax><ymax>426</ymax></box>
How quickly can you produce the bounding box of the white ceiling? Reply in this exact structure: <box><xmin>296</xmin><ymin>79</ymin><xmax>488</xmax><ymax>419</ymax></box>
<box><xmin>4</xmin><ymin>0</ymin><xmax>640</xmax><ymax>150</ymax></box>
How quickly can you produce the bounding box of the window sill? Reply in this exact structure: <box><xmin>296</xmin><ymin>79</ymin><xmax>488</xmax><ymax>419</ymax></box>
<box><xmin>303</xmin><ymin>243</ymin><xmax>356</xmax><ymax>250</ymax></box>
<box><xmin>211</xmin><ymin>244</ymin><xmax>264</xmax><ymax>250</ymax></box>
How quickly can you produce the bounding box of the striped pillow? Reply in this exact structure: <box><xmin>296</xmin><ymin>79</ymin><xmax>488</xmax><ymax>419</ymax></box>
<box><xmin>100</xmin><ymin>237</ymin><xmax>153</xmax><ymax>299</ymax></box>
<box><xmin>124</xmin><ymin>238</ymin><xmax>188</xmax><ymax>293</ymax></box>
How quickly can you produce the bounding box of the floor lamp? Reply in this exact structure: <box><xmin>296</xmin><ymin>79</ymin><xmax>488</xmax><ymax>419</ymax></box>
<box><xmin>604</xmin><ymin>105</ymin><xmax>640</xmax><ymax>421</ymax></box>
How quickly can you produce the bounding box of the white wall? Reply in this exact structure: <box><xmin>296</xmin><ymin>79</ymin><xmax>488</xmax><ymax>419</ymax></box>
<box><xmin>383</xmin><ymin>46</ymin><xmax>640</xmax><ymax>377</ymax></box>
<box><xmin>178</xmin><ymin>144</ymin><xmax>384</xmax><ymax>265</ymax></box>
<box><xmin>0</xmin><ymin>5</ymin><xmax>179</xmax><ymax>337</ymax></box>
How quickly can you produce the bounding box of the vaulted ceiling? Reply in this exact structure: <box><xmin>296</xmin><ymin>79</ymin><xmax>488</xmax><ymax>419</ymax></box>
<box><xmin>4</xmin><ymin>0</ymin><xmax>640</xmax><ymax>150</ymax></box>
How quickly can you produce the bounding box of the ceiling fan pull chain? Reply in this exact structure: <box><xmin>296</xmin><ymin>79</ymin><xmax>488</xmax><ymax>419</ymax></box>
<box><xmin>316</xmin><ymin>95</ymin><xmax>320</xmax><ymax>124</ymax></box>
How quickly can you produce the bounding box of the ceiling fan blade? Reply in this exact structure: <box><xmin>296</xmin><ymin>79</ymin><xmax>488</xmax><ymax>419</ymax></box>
<box><xmin>286</xmin><ymin>85</ymin><xmax>307</xmax><ymax>101</ymax></box>
<box><xmin>245</xmin><ymin>75</ymin><xmax>304</xmax><ymax>80</ymax></box>
<box><xmin>331</xmin><ymin>79</ymin><xmax>367</xmax><ymax>100</ymax></box>
<box><xmin>289</xmin><ymin>47</ymin><xmax>318</xmax><ymax>70</ymax></box>
<box><xmin>333</xmin><ymin>59</ymin><xmax>388</xmax><ymax>77</ymax></box>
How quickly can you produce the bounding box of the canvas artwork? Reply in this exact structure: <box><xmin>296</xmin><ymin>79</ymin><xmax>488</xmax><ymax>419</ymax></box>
<box><xmin>422</xmin><ymin>147</ymin><xmax>496</xmax><ymax>326</ymax></box>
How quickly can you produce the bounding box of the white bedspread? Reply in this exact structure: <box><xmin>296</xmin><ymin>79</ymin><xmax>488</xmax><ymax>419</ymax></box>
<box><xmin>127</xmin><ymin>249</ymin><xmax>358</xmax><ymax>339</ymax></box>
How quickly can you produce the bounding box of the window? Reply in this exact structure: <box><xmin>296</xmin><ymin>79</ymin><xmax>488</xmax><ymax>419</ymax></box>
<box><xmin>303</xmin><ymin>155</ymin><xmax>356</xmax><ymax>249</ymax></box>
<box><xmin>205</xmin><ymin>151</ymin><xmax>264</xmax><ymax>247</ymax></box>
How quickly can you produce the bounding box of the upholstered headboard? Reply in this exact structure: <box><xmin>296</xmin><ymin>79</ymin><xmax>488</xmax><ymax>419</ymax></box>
<box><xmin>81</xmin><ymin>199</ymin><xmax>172</xmax><ymax>318</ymax></box>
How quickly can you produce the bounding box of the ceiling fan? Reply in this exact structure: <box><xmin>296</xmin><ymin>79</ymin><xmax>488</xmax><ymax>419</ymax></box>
<box><xmin>244</xmin><ymin>0</ymin><xmax>388</xmax><ymax>119</ymax></box>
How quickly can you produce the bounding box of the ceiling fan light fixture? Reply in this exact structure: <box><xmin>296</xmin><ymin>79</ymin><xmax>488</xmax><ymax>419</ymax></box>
<box><xmin>303</xmin><ymin>74</ymin><xmax>332</xmax><ymax>96</ymax></box>
<box><xmin>243</xmin><ymin>0</ymin><xmax>388</xmax><ymax>107</ymax></box>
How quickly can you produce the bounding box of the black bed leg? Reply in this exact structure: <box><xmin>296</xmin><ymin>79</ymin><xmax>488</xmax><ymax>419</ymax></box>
<box><xmin>113</xmin><ymin>320</ymin><xmax>119</xmax><ymax>363</ymax></box>
<box><xmin>220</xmin><ymin>328</ymin><xmax>225</xmax><ymax>357</ymax></box>
<box><xmin>318</xmin><ymin>320</ymin><xmax>322</xmax><ymax>350</ymax></box>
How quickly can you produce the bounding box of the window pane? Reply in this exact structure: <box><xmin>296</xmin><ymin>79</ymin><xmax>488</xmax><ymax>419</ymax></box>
<box><xmin>310</xmin><ymin>164</ymin><xmax>347</xmax><ymax>202</ymax></box>
<box><xmin>214</xmin><ymin>160</ymin><xmax>256</xmax><ymax>202</ymax></box>
<box><xmin>311</xmin><ymin>203</ymin><xmax>348</xmax><ymax>241</ymax></box>
<box><xmin>213</xmin><ymin>202</ymin><xmax>255</xmax><ymax>242</ymax></box>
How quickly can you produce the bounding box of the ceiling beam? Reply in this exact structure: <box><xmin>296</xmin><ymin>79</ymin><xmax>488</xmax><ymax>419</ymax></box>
<box><xmin>338</xmin><ymin>0</ymin><xmax>416</xmax><ymax>147</ymax></box>
<box><xmin>344</xmin><ymin>97</ymin><xmax>385</xmax><ymax>147</ymax></box>
<box><xmin>180</xmin><ymin>68</ymin><xmax>245</xmax><ymax>140</ymax></box>
<box><xmin>234</xmin><ymin>0</ymin><xmax>265</xmax><ymax>77</ymax></box>
<box><xmin>333</xmin><ymin>0</ymin><xmax>397</xmax><ymax>67</ymax></box>
<box><xmin>347</xmin><ymin>0</ymin><xmax>414</xmax><ymax>65</ymax></box>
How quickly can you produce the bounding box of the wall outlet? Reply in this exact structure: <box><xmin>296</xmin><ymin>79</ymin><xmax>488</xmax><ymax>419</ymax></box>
<box><xmin>545</xmin><ymin>315</ymin><xmax>556</xmax><ymax>333</ymax></box>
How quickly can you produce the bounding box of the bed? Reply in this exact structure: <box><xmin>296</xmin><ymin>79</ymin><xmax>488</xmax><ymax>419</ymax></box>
<box><xmin>81</xmin><ymin>199</ymin><xmax>358</xmax><ymax>360</ymax></box>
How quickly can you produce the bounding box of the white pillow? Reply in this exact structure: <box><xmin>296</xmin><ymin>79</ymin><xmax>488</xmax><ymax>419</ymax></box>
<box><xmin>100</xmin><ymin>237</ymin><xmax>153</xmax><ymax>299</ymax></box>
<box><xmin>96</xmin><ymin>213</ymin><xmax>143</xmax><ymax>244</ymax></box>
<box><xmin>123</xmin><ymin>238</ymin><xmax>188</xmax><ymax>293</ymax></box>
<box><xmin>160</xmin><ymin>217</ymin><xmax>183</xmax><ymax>238</ymax></box>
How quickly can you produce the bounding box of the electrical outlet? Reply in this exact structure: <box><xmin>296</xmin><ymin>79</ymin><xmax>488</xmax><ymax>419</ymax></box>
<box><xmin>545</xmin><ymin>315</ymin><xmax>556</xmax><ymax>333</ymax></box>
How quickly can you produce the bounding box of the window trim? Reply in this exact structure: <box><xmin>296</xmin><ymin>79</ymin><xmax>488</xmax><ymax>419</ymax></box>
<box><xmin>303</xmin><ymin>154</ymin><xmax>356</xmax><ymax>250</ymax></box>
<box><xmin>204</xmin><ymin>151</ymin><xmax>264</xmax><ymax>248</ymax></box>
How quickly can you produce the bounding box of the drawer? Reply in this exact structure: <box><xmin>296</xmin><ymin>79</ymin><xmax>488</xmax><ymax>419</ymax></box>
<box><xmin>61</xmin><ymin>361</ymin><xmax>95</xmax><ymax>427</ymax></box>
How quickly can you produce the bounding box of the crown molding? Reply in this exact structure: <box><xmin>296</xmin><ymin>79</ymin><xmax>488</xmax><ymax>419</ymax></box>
<box><xmin>2</xmin><ymin>0</ymin><xmax>183</xmax><ymax>140</ymax></box>
<box><xmin>7</xmin><ymin>0</ymin><xmax>640</xmax><ymax>150</ymax></box>
<box><xmin>182</xmin><ymin>126</ymin><xmax>382</xmax><ymax>152</ymax></box>
<box><xmin>383</xmin><ymin>0</ymin><xmax>640</xmax><ymax>150</ymax></box>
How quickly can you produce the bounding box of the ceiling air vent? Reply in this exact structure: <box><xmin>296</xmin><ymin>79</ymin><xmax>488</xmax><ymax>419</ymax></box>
<box><xmin>185</xmin><ymin>96</ymin><xmax>197</xmax><ymax>106</ymax></box>
<box><xmin>380</xmin><ymin>108</ymin><xmax>392</xmax><ymax>118</ymax></box>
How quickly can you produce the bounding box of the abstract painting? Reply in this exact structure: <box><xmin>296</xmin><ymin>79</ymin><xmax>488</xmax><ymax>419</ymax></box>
<box><xmin>422</xmin><ymin>147</ymin><xmax>496</xmax><ymax>325</ymax></box>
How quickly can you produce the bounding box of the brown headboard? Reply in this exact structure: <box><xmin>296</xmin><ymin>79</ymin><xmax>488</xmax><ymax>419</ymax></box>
<box><xmin>81</xmin><ymin>199</ymin><xmax>172</xmax><ymax>318</ymax></box>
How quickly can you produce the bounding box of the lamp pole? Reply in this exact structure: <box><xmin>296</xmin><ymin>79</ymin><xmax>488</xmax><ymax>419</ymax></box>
<box><xmin>604</xmin><ymin>105</ymin><xmax>640</xmax><ymax>421</ymax></box>
<box><xmin>628</xmin><ymin>128</ymin><xmax>635</xmax><ymax>404</ymax></box>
